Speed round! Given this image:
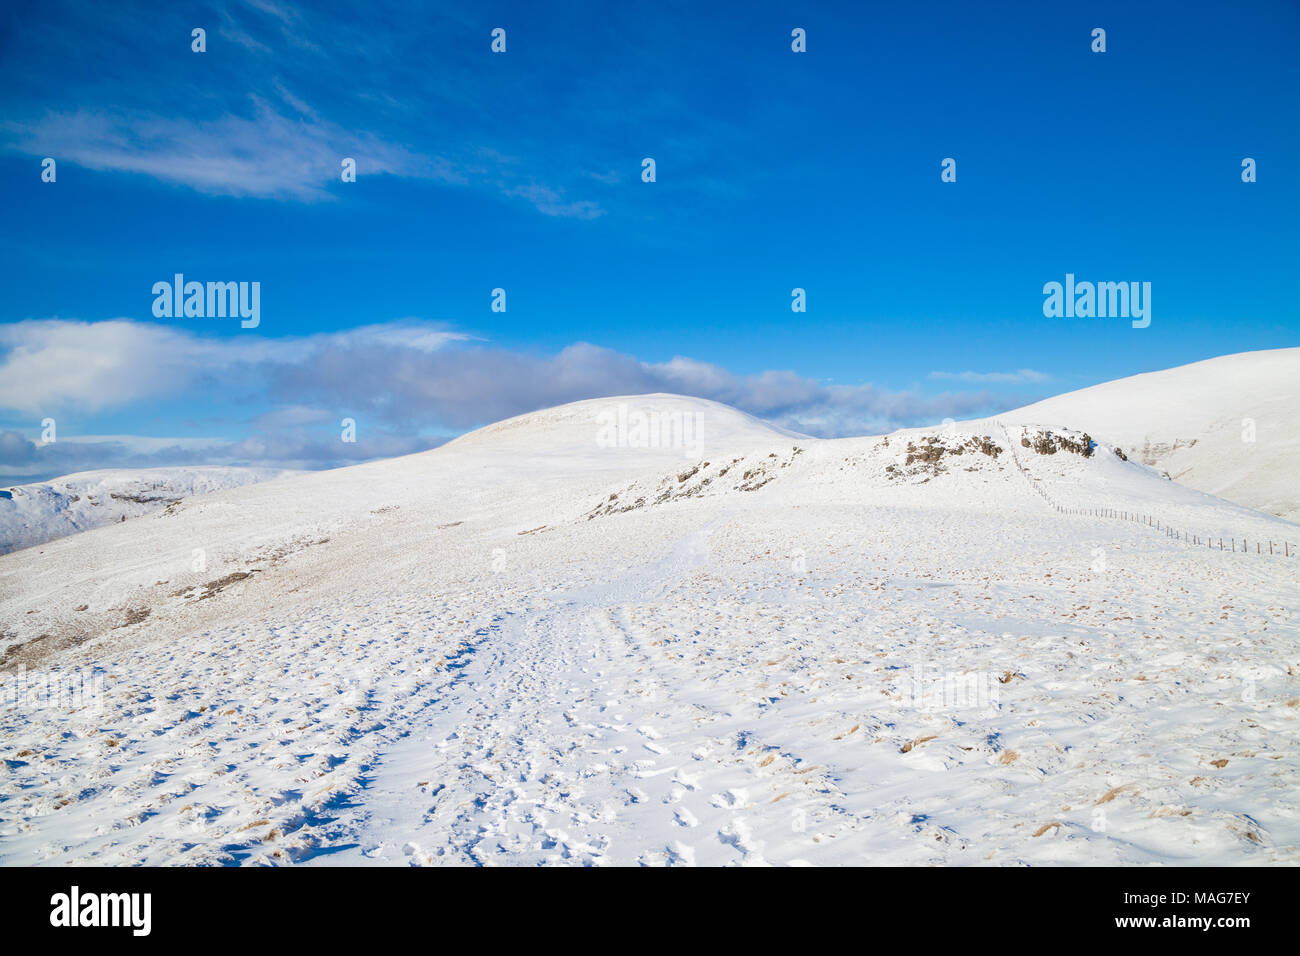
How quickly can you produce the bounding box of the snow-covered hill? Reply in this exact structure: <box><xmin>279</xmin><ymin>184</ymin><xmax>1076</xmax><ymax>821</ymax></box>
<box><xmin>0</xmin><ymin>388</ymin><xmax>1296</xmax><ymax>867</ymax></box>
<box><xmin>444</xmin><ymin>392</ymin><xmax>806</xmax><ymax>457</ymax></box>
<box><xmin>0</xmin><ymin>467</ymin><xmax>297</xmax><ymax>555</ymax></box>
<box><xmin>1000</xmin><ymin>348</ymin><xmax>1300</xmax><ymax>520</ymax></box>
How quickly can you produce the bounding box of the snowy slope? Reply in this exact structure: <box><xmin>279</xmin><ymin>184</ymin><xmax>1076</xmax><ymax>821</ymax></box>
<box><xmin>1000</xmin><ymin>348</ymin><xmax>1300</xmax><ymax>520</ymax></box>
<box><xmin>443</xmin><ymin>392</ymin><xmax>806</xmax><ymax>458</ymax></box>
<box><xmin>0</xmin><ymin>467</ymin><xmax>297</xmax><ymax>555</ymax></box>
<box><xmin>0</xmin><ymin>392</ymin><xmax>1297</xmax><ymax>867</ymax></box>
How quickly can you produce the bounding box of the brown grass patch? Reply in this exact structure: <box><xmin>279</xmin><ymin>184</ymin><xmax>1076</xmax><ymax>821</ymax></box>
<box><xmin>1096</xmin><ymin>784</ymin><xmax>1131</xmax><ymax>805</ymax></box>
<box><xmin>197</xmin><ymin>571</ymin><xmax>256</xmax><ymax>600</ymax></box>
<box><xmin>113</xmin><ymin>607</ymin><xmax>151</xmax><ymax>628</ymax></box>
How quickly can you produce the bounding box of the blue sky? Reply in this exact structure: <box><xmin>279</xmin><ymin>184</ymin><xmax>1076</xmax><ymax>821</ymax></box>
<box><xmin>0</xmin><ymin>0</ymin><xmax>1296</xmax><ymax>482</ymax></box>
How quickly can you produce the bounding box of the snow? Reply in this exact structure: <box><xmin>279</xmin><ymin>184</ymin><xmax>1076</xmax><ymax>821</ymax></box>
<box><xmin>1000</xmin><ymin>347</ymin><xmax>1300</xmax><ymax>521</ymax></box>
<box><xmin>1</xmin><ymin>381</ymin><xmax>1296</xmax><ymax>866</ymax></box>
<box><xmin>0</xmin><ymin>466</ymin><xmax>297</xmax><ymax>555</ymax></box>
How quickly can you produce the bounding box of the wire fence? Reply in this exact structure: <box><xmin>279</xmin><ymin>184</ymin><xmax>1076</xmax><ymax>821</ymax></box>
<box><xmin>996</xmin><ymin>422</ymin><xmax>1296</xmax><ymax>559</ymax></box>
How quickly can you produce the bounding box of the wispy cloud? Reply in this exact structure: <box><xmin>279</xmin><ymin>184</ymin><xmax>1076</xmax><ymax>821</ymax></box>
<box><xmin>503</xmin><ymin>184</ymin><xmax>606</xmax><ymax>220</ymax></box>
<box><xmin>4</xmin><ymin>102</ymin><xmax>462</xmax><ymax>201</ymax></box>
<box><xmin>0</xmin><ymin>1</ymin><xmax>741</xmax><ymax>216</ymax></box>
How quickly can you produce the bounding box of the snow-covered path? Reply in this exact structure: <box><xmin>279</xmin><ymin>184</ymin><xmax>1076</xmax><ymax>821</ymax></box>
<box><xmin>311</xmin><ymin>522</ymin><xmax>865</xmax><ymax>867</ymax></box>
<box><xmin>309</xmin><ymin>605</ymin><xmax>862</xmax><ymax>866</ymax></box>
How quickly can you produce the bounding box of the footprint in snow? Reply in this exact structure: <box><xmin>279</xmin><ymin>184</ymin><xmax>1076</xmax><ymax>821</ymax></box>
<box><xmin>673</xmin><ymin>770</ymin><xmax>701</xmax><ymax>791</ymax></box>
<box><xmin>711</xmin><ymin>788</ymin><xmax>748</xmax><ymax>809</ymax></box>
<box><xmin>666</xmin><ymin>841</ymin><xmax>696</xmax><ymax>866</ymax></box>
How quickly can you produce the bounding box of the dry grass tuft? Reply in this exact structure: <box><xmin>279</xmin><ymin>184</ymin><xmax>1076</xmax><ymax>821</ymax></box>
<box><xmin>1096</xmin><ymin>784</ymin><xmax>1132</xmax><ymax>805</ymax></box>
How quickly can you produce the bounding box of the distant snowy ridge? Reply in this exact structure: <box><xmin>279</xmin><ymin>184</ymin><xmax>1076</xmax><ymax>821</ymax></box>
<box><xmin>0</xmin><ymin>467</ymin><xmax>297</xmax><ymax>555</ymax></box>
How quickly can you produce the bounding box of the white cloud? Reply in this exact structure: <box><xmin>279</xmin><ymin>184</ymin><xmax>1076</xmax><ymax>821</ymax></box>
<box><xmin>0</xmin><ymin>320</ymin><xmax>213</xmax><ymax>413</ymax></box>
<box><xmin>0</xmin><ymin>319</ymin><xmax>470</xmax><ymax>414</ymax></box>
